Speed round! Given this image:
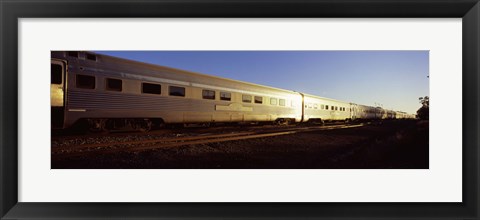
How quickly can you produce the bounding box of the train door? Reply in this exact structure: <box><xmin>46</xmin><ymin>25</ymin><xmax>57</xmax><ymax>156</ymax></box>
<box><xmin>51</xmin><ymin>59</ymin><xmax>66</xmax><ymax>128</ymax></box>
<box><xmin>299</xmin><ymin>92</ymin><xmax>305</xmax><ymax>122</ymax></box>
<box><xmin>350</xmin><ymin>103</ymin><xmax>357</xmax><ymax>120</ymax></box>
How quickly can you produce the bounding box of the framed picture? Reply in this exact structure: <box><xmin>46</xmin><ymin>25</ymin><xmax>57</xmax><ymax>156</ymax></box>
<box><xmin>1</xmin><ymin>0</ymin><xmax>478</xmax><ymax>219</ymax></box>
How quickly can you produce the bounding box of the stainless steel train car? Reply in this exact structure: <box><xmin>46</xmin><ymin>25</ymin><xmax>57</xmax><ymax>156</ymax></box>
<box><xmin>51</xmin><ymin>51</ymin><xmax>415</xmax><ymax>132</ymax></box>
<box><xmin>302</xmin><ymin>94</ymin><xmax>352</xmax><ymax>124</ymax></box>
<box><xmin>395</xmin><ymin>111</ymin><xmax>416</xmax><ymax>119</ymax></box>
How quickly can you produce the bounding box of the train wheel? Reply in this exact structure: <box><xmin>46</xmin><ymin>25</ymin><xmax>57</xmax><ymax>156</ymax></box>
<box><xmin>273</xmin><ymin>119</ymin><xmax>282</xmax><ymax>126</ymax></box>
<box><xmin>320</xmin><ymin>120</ymin><xmax>325</xmax><ymax>126</ymax></box>
<box><xmin>135</xmin><ymin>119</ymin><xmax>152</xmax><ymax>132</ymax></box>
<box><xmin>87</xmin><ymin>119</ymin><xmax>107</xmax><ymax>133</ymax></box>
<box><xmin>153</xmin><ymin>119</ymin><xmax>165</xmax><ymax>129</ymax></box>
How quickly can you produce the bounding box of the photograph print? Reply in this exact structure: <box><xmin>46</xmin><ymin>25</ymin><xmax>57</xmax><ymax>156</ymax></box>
<box><xmin>51</xmin><ymin>50</ymin><xmax>429</xmax><ymax>169</ymax></box>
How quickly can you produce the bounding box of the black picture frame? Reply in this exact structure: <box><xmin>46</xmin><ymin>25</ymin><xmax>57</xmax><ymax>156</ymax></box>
<box><xmin>1</xmin><ymin>0</ymin><xmax>478</xmax><ymax>219</ymax></box>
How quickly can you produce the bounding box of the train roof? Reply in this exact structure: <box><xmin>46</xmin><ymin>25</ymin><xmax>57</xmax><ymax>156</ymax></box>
<box><xmin>302</xmin><ymin>93</ymin><xmax>354</xmax><ymax>105</ymax></box>
<box><xmin>93</xmin><ymin>52</ymin><xmax>357</xmax><ymax>104</ymax></box>
<box><xmin>56</xmin><ymin>51</ymin><xmax>302</xmax><ymax>96</ymax></box>
<box><xmin>52</xmin><ymin>51</ymin><xmax>414</xmax><ymax>114</ymax></box>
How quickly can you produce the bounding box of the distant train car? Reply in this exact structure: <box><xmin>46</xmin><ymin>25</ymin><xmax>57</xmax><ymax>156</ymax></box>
<box><xmin>302</xmin><ymin>94</ymin><xmax>351</xmax><ymax>124</ymax></box>
<box><xmin>354</xmin><ymin>105</ymin><xmax>376</xmax><ymax>120</ymax></box>
<box><xmin>395</xmin><ymin>111</ymin><xmax>415</xmax><ymax>119</ymax></box>
<box><xmin>386</xmin><ymin>110</ymin><xmax>396</xmax><ymax>119</ymax></box>
<box><xmin>51</xmin><ymin>51</ymin><xmax>415</xmax><ymax>132</ymax></box>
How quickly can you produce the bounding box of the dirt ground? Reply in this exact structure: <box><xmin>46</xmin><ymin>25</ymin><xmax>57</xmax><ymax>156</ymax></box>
<box><xmin>52</xmin><ymin>120</ymin><xmax>429</xmax><ymax>169</ymax></box>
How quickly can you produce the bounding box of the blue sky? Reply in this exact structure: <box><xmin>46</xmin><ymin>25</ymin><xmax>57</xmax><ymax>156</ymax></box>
<box><xmin>95</xmin><ymin>51</ymin><xmax>429</xmax><ymax>114</ymax></box>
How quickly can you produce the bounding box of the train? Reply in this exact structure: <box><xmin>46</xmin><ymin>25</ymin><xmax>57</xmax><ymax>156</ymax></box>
<box><xmin>51</xmin><ymin>51</ymin><xmax>416</xmax><ymax>132</ymax></box>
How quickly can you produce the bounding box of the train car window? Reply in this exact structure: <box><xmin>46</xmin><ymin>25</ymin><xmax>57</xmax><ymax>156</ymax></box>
<box><xmin>106</xmin><ymin>78</ymin><xmax>122</xmax><ymax>92</ymax></box>
<box><xmin>86</xmin><ymin>53</ymin><xmax>97</xmax><ymax>61</ymax></box>
<box><xmin>321</xmin><ymin>104</ymin><xmax>325</xmax><ymax>110</ymax></box>
<box><xmin>314</xmin><ymin>104</ymin><xmax>318</xmax><ymax>109</ymax></box>
<box><xmin>279</xmin><ymin>99</ymin><xmax>285</xmax><ymax>106</ymax></box>
<box><xmin>169</xmin><ymin>86</ymin><xmax>185</xmax><ymax>97</ymax></box>
<box><xmin>67</xmin><ymin>51</ymin><xmax>78</xmax><ymax>58</ymax></box>
<box><xmin>76</xmin><ymin>74</ymin><xmax>95</xmax><ymax>89</ymax></box>
<box><xmin>270</xmin><ymin>98</ymin><xmax>277</xmax><ymax>105</ymax></box>
<box><xmin>254</xmin><ymin>96</ymin><xmax>263</xmax><ymax>104</ymax></box>
<box><xmin>142</xmin><ymin>83</ymin><xmax>161</xmax><ymax>94</ymax></box>
<box><xmin>335</xmin><ymin>106</ymin><xmax>338</xmax><ymax>111</ymax></box>
<box><xmin>242</xmin><ymin>95</ymin><xmax>252</xmax><ymax>103</ymax></box>
<box><xmin>325</xmin><ymin>105</ymin><xmax>329</xmax><ymax>110</ymax></box>
<box><xmin>308</xmin><ymin>103</ymin><xmax>312</xmax><ymax>109</ymax></box>
<box><xmin>202</xmin><ymin>89</ymin><xmax>215</xmax><ymax>100</ymax></box>
<box><xmin>220</xmin><ymin>92</ymin><xmax>231</xmax><ymax>101</ymax></box>
<box><xmin>51</xmin><ymin>64</ymin><xmax>62</xmax><ymax>84</ymax></box>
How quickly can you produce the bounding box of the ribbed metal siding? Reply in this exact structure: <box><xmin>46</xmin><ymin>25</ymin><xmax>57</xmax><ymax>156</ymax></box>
<box><xmin>68</xmin><ymin>90</ymin><xmax>210</xmax><ymax>112</ymax></box>
<box><xmin>68</xmin><ymin>89</ymin><xmax>298</xmax><ymax>116</ymax></box>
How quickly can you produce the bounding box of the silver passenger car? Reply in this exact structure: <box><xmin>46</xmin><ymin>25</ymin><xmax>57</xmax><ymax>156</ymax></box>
<box><xmin>302</xmin><ymin>93</ymin><xmax>352</xmax><ymax>123</ymax></box>
<box><xmin>51</xmin><ymin>51</ymin><xmax>303</xmax><ymax>131</ymax></box>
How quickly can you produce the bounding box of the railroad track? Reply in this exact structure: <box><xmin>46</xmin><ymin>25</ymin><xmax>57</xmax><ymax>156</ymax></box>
<box><xmin>51</xmin><ymin>123</ymin><xmax>295</xmax><ymax>141</ymax></box>
<box><xmin>52</xmin><ymin>123</ymin><xmax>364</xmax><ymax>157</ymax></box>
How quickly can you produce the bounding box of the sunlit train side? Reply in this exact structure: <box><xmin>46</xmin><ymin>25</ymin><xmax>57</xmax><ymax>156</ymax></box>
<box><xmin>51</xmin><ymin>51</ymin><xmax>304</xmax><ymax>131</ymax></box>
<box><xmin>395</xmin><ymin>111</ymin><xmax>416</xmax><ymax>119</ymax></box>
<box><xmin>50</xmin><ymin>51</ymin><xmax>415</xmax><ymax>132</ymax></box>
<box><xmin>386</xmin><ymin>110</ymin><xmax>396</xmax><ymax>119</ymax></box>
<box><xmin>354</xmin><ymin>104</ymin><xmax>380</xmax><ymax>120</ymax></box>
<box><xmin>302</xmin><ymin>94</ymin><xmax>351</xmax><ymax>124</ymax></box>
